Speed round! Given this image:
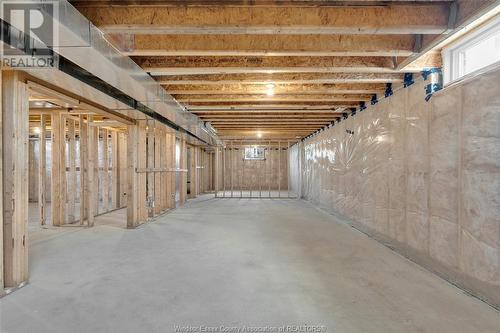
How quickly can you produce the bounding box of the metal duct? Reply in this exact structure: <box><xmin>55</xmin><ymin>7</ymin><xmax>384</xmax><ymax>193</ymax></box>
<box><xmin>0</xmin><ymin>0</ymin><xmax>219</xmax><ymax>146</ymax></box>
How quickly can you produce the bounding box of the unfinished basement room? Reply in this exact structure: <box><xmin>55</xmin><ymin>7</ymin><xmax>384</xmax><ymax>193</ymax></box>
<box><xmin>0</xmin><ymin>0</ymin><xmax>499</xmax><ymax>332</ymax></box>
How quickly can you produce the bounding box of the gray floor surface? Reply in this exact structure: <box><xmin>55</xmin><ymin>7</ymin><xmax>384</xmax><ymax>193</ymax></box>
<box><xmin>1</xmin><ymin>197</ymin><xmax>499</xmax><ymax>333</ymax></box>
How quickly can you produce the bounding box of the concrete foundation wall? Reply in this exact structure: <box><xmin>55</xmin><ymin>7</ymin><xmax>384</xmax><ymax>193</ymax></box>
<box><xmin>292</xmin><ymin>67</ymin><xmax>500</xmax><ymax>308</ymax></box>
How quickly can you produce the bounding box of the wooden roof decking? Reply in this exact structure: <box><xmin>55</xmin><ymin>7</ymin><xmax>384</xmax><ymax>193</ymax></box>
<box><xmin>72</xmin><ymin>0</ymin><xmax>498</xmax><ymax>140</ymax></box>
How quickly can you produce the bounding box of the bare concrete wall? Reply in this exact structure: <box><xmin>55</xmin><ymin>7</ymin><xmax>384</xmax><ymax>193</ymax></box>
<box><xmin>292</xmin><ymin>67</ymin><xmax>500</xmax><ymax>308</ymax></box>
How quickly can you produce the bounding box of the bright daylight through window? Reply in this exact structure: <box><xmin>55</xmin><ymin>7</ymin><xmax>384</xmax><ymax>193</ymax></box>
<box><xmin>443</xmin><ymin>16</ymin><xmax>500</xmax><ymax>85</ymax></box>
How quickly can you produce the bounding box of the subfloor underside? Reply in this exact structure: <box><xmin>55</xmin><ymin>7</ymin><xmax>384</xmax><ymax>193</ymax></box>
<box><xmin>1</xmin><ymin>196</ymin><xmax>499</xmax><ymax>333</ymax></box>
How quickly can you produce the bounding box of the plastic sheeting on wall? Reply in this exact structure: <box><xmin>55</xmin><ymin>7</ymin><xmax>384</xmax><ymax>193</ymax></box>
<box><xmin>291</xmin><ymin>67</ymin><xmax>500</xmax><ymax>308</ymax></box>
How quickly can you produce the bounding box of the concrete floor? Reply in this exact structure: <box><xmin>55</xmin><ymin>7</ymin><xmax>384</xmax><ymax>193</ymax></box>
<box><xmin>1</xmin><ymin>197</ymin><xmax>499</xmax><ymax>333</ymax></box>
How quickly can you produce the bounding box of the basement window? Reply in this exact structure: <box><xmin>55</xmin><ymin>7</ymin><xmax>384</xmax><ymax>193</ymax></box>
<box><xmin>244</xmin><ymin>147</ymin><xmax>265</xmax><ymax>160</ymax></box>
<box><xmin>442</xmin><ymin>16</ymin><xmax>500</xmax><ymax>85</ymax></box>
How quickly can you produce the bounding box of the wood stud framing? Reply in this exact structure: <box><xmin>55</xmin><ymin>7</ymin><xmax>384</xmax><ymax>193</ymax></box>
<box><xmin>215</xmin><ymin>141</ymin><xmax>295</xmax><ymax>199</ymax></box>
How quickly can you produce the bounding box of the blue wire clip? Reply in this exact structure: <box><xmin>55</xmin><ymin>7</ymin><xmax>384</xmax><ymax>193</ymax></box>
<box><xmin>424</xmin><ymin>83</ymin><xmax>442</xmax><ymax>101</ymax></box>
<box><xmin>421</xmin><ymin>68</ymin><xmax>442</xmax><ymax>80</ymax></box>
<box><xmin>384</xmin><ymin>83</ymin><xmax>393</xmax><ymax>98</ymax></box>
<box><xmin>403</xmin><ymin>73</ymin><xmax>414</xmax><ymax>87</ymax></box>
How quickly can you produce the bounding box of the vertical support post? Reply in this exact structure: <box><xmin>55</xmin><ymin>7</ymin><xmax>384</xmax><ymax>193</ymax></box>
<box><xmin>154</xmin><ymin>126</ymin><xmax>162</xmax><ymax>215</ymax></box>
<box><xmin>51</xmin><ymin>112</ymin><xmax>66</xmax><ymax>226</ymax></box>
<box><xmin>79</xmin><ymin>115</ymin><xmax>87</xmax><ymax>225</ymax></box>
<box><xmin>278</xmin><ymin>141</ymin><xmax>281</xmax><ymax>198</ymax></box>
<box><xmin>127</xmin><ymin>120</ymin><xmax>147</xmax><ymax>227</ymax></box>
<box><xmin>137</xmin><ymin>120</ymin><xmax>147</xmax><ymax>222</ymax></box>
<box><xmin>259</xmin><ymin>143</ymin><xmax>262</xmax><ymax>199</ymax></box>
<box><xmin>166</xmin><ymin>131</ymin><xmax>174</xmax><ymax>208</ymax></box>
<box><xmin>222</xmin><ymin>145</ymin><xmax>227</xmax><ymax>198</ymax></box>
<box><xmin>0</xmin><ymin>69</ymin><xmax>3</xmax><ymax>292</ymax></box>
<box><xmin>287</xmin><ymin>141</ymin><xmax>290</xmax><ymax>198</ymax></box>
<box><xmin>230</xmin><ymin>141</ymin><xmax>234</xmax><ymax>198</ymax></box>
<box><xmin>240</xmin><ymin>140</ymin><xmax>243</xmax><ymax>198</ymax></box>
<box><xmin>147</xmin><ymin>121</ymin><xmax>155</xmax><ymax>217</ymax></box>
<box><xmin>38</xmin><ymin>115</ymin><xmax>46</xmax><ymax>225</ymax></box>
<box><xmin>214</xmin><ymin>146</ymin><xmax>219</xmax><ymax>198</ymax></box>
<box><xmin>127</xmin><ymin>123</ymin><xmax>138</xmax><ymax>228</ymax></box>
<box><xmin>268</xmin><ymin>140</ymin><xmax>271</xmax><ymax>198</ymax></box>
<box><xmin>179</xmin><ymin>137</ymin><xmax>187</xmax><ymax>205</ymax></box>
<box><xmin>95</xmin><ymin>127</ymin><xmax>101</xmax><ymax>214</ymax></box>
<box><xmin>119</xmin><ymin>132</ymin><xmax>128</xmax><ymax>208</ymax></box>
<box><xmin>286</xmin><ymin>141</ymin><xmax>290</xmax><ymax>198</ymax></box>
<box><xmin>193</xmin><ymin>146</ymin><xmax>199</xmax><ymax>197</ymax></box>
<box><xmin>102</xmin><ymin>128</ymin><xmax>109</xmax><ymax>213</ymax></box>
<box><xmin>1</xmin><ymin>71</ymin><xmax>29</xmax><ymax>287</ymax></box>
<box><xmin>160</xmin><ymin>128</ymin><xmax>167</xmax><ymax>211</ymax></box>
<box><xmin>87</xmin><ymin>117</ymin><xmax>97</xmax><ymax>227</ymax></box>
<box><xmin>111</xmin><ymin>131</ymin><xmax>118</xmax><ymax>210</ymax></box>
<box><xmin>298</xmin><ymin>141</ymin><xmax>301</xmax><ymax>198</ymax></box>
<box><xmin>248</xmin><ymin>145</ymin><xmax>254</xmax><ymax>198</ymax></box>
<box><xmin>68</xmin><ymin>119</ymin><xmax>76</xmax><ymax>222</ymax></box>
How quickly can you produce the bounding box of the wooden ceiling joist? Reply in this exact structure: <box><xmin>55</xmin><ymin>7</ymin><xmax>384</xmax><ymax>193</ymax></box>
<box><xmin>198</xmin><ymin>114</ymin><xmax>340</xmax><ymax>118</ymax></box>
<box><xmin>137</xmin><ymin>56</ymin><xmax>400</xmax><ymax>75</ymax></box>
<box><xmin>72</xmin><ymin>1</ymin><xmax>455</xmax><ymax>8</ymax></box>
<box><xmin>116</xmin><ymin>34</ymin><xmax>416</xmax><ymax>57</ymax></box>
<box><xmin>192</xmin><ymin>111</ymin><xmax>341</xmax><ymax>114</ymax></box>
<box><xmin>76</xmin><ymin>4</ymin><xmax>449</xmax><ymax>35</ymax></box>
<box><xmin>176</xmin><ymin>94</ymin><xmax>373</xmax><ymax>103</ymax></box>
<box><xmin>184</xmin><ymin>101</ymin><xmax>360</xmax><ymax>106</ymax></box>
<box><xmin>155</xmin><ymin>73</ymin><xmax>405</xmax><ymax>85</ymax></box>
<box><xmin>187</xmin><ymin>105</ymin><xmax>348</xmax><ymax>110</ymax></box>
<box><xmin>164</xmin><ymin>83</ymin><xmax>386</xmax><ymax>95</ymax></box>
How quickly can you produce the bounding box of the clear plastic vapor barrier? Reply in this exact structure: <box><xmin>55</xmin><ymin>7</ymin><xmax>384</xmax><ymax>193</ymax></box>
<box><xmin>289</xmin><ymin>68</ymin><xmax>500</xmax><ymax>307</ymax></box>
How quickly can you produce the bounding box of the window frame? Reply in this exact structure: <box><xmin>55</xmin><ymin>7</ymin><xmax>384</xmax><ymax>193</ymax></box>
<box><xmin>442</xmin><ymin>15</ymin><xmax>500</xmax><ymax>85</ymax></box>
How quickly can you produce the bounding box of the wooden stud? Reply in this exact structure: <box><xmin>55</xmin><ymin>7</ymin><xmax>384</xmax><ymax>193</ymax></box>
<box><xmin>147</xmin><ymin>121</ymin><xmax>155</xmax><ymax>217</ymax></box>
<box><xmin>87</xmin><ymin>116</ymin><xmax>97</xmax><ymax>227</ymax></box>
<box><xmin>0</xmin><ymin>69</ymin><xmax>3</xmax><ymax>292</ymax></box>
<box><xmin>68</xmin><ymin>119</ymin><xmax>76</xmax><ymax>222</ymax></box>
<box><xmin>159</xmin><ymin>127</ymin><xmax>167</xmax><ymax>212</ymax></box>
<box><xmin>179</xmin><ymin>137</ymin><xmax>187</xmax><ymax>204</ymax></box>
<box><xmin>1</xmin><ymin>71</ymin><xmax>29</xmax><ymax>288</ymax></box>
<box><xmin>119</xmin><ymin>132</ymin><xmax>128</xmax><ymax>208</ymax></box>
<box><xmin>214</xmin><ymin>146</ymin><xmax>219</xmax><ymax>198</ymax></box>
<box><xmin>79</xmin><ymin>114</ymin><xmax>87</xmax><ymax>225</ymax></box>
<box><xmin>154</xmin><ymin>126</ymin><xmax>162</xmax><ymax>215</ymax></box>
<box><xmin>137</xmin><ymin>121</ymin><xmax>148</xmax><ymax>222</ymax></box>
<box><xmin>111</xmin><ymin>131</ymin><xmax>119</xmax><ymax>209</ymax></box>
<box><xmin>51</xmin><ymin>112</ymin><xmax>66</xmax><ymax>226</ymax></box>
<box><xmin>126</xmin><ymin>123</ymin><xmax>138</xmax><ymax>228</ymax></box>
<box><xmin>38</xmin><ymin>115</ymin><xmax>47</xmax><ymax>226</ymax></box>
<box><xmin>102</xmin><ymin>128</ymin><xmax>110</xmax><ymax>212</ymax></box>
